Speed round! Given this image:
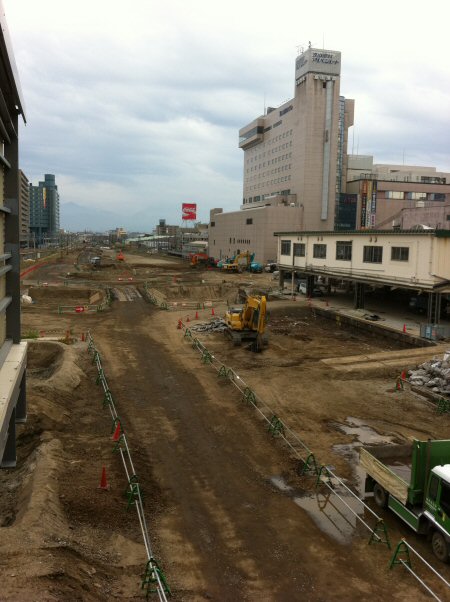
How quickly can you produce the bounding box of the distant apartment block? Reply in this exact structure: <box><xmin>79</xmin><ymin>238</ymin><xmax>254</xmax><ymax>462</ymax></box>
<box><xmin>18</xmin><ymin>169</ymin><xmax>29</xmax><ymax>246</ymax></box>
<box><xmin>346</xmin><ymin>155</ymin><xmax>450</xmax><ymax>230</ymax></box>
<box><xmin>29</xmin><ymin>174</ymin><xmax>60</xmax><ymax>245</ymax></box>
<box><xmin>0</xmin><ymin>2</ymin><xmax>27</xmax><ymax>468</ymax></box>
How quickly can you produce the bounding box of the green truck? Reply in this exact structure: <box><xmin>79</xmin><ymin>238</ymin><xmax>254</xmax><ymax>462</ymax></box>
<box><xmin>360</xmin><ymin>439</ymin><xmax>450</xmax><ymax>561</ymax></box>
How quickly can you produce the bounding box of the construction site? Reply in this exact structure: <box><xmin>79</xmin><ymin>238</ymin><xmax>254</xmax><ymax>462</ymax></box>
<box><xmin>2</xmin><ymin>247</ymin><xmax>450</xmax><ymax>601</ymax></box>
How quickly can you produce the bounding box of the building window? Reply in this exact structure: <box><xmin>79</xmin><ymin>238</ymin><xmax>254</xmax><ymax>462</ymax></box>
<box><xmin>210</xmin><ymin>221</ymin><xmax>215</xmax><ymax>227</ymax></box>
<box><xmin>313</xmin><ymin>244</ymin><xmax>327</xmax><ymax>259</ymax></box>
<box><xmin>428</xmin><ymin>193</ymin><xmax>446</xmax><ymax>201</ymax></box>
<box><xmin>391</xmin><ymin>246</ymin><xmax>409</xmax><ymax>261</ymax></box>
<box><xmin>363</xmin><ymin>246</ymin><xmax>383</xmax><ymax>263</ymax></box>
<box><xmin>280</xmin><ymin>240</ymin><xmax>291</xmax><ymax>255</ymax></box>
<box><xmin>385</xmin><ymin>191</ymin><xmax>405</xmax><ymax>200</ymax></box>
<box><xmin>293</xmin><ymin>243</ymin><xmax>305</xmax><ymax>257</ymax></box>
<box><xmin>336</xmin><ymin>241</ymin><xmax>352</xmax><ymax>261</ymax></box>
<box><xmin>246</xmin><ymin>218</ymin><xmax>253</xmax><ymax>225</ymax></box>
<box><xmin>406</xmin><ymin>192</ymin><xmax>427</xmax><ymax>200</ymax></box>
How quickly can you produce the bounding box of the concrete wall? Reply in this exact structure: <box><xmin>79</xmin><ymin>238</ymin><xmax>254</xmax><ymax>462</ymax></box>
<box><xmin>208</xmin><ymin>205</ymin><xmax>303</xmax><ymax>264</ymax></box>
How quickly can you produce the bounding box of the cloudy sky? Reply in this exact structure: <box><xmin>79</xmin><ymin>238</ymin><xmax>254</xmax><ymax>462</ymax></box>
<box><xmin>4</xmin><ymin>0</ymin><xmax>450</xmax><ymax>232</ymax></box>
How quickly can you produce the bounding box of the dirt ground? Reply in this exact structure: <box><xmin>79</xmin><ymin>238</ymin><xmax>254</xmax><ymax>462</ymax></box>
<box><xmin>3</xmin><ymin>250</ymin><xmax>450</xmax><ymax>600</ymax></box>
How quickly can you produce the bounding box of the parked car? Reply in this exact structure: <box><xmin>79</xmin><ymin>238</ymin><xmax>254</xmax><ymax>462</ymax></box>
<box><xmin>264</xmin><ymin>262</ymin><xmax>278</xmax><ymax>273</ymax></box>
<box><xmin>311</xmin><ymin>288</ymin><xmax>324</xmax><ymax>297</ymax></box>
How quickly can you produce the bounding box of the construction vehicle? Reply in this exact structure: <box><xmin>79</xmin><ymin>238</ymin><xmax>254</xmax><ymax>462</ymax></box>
<box><xmin>189</xmin><ymin>253</ymin><xmax>216</xmax><ymax>268</ymax></box>
<box><xmin>222</xmin><ymin>251</ymin><xmax>253</xmax><ymax>273</ymax></box>
<box><xmin>224</xmin><ymin>295</ymin><xmax>267</xmax><ymax>351</ymax></box>
<box><xmin>360</xmin><ymin>439</ymin><xmax>450</xmax><ymax>561</ymax></box>
<box><xmin>248</xmin><ymin>261</ymin><xmax>263</xmax><ymax>273</ymax></box>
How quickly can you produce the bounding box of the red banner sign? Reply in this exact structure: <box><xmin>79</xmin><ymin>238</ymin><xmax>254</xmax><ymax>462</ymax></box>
<box><xmin>182</xmin><ymin>203</ymin><xmax>197</xmax><ymax>221</ymax></box>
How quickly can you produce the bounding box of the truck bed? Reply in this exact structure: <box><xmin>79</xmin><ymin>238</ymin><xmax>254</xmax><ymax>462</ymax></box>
<box><xmin>360</xmin><ymin>444</ymin><xmax>412</xmax><ymax>505</ymax></box>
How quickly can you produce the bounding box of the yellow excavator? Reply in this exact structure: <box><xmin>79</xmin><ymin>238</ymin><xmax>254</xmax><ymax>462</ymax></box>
<box><xmin>224</xmin><ymin>295</ymin><xmax>267</xmax><ymax>352</ymax></box>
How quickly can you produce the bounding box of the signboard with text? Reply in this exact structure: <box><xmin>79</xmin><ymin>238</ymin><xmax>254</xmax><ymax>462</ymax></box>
<box><xmin>182</xmin><ymin>203</ymin><xmax>197</xmax><ymax>221</ymax></box>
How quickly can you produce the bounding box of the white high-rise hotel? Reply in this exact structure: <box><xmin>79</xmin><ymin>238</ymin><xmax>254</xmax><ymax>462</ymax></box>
<box><xmin>239</xmin><ymin>47</ymin><xmax>354</xmax><ymax>228</ymax></box>
<box><xmin>209</xmin><ymin>47</ymin><xmax>354</xmax><ymax>262</ymax></box>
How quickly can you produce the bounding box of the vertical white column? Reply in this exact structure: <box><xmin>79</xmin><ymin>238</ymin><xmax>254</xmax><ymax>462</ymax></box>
<box><xmin>321</xmin><ymin>80</ymin><xmax>334</xmax><ymax>221</ymax></box>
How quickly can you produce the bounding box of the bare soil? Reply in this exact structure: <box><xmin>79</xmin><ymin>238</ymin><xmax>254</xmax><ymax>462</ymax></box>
<box><xmin>2</xmin><ymin>251</ymin><xmax>449</xmax><ymax>600</ymax></box>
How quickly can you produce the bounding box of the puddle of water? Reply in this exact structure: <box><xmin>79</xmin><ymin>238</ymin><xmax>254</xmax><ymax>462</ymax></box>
<box><xmin>294</xmin><ymin>492</ymin><xmax>365</xmax><ymax>545</ymax></box>
<box><xmin>269</xmin><ymin>474</ymin><xmax>366</xmax><ymax>544</ymax></box>
<box><xmin>331</xmin><ymin>416</ymin><xmax>396</xmax><ymax>494</ymax></box>
<box><xmin>333</xmin><ymin>416</ymin><xmax>394</xmax><ymax>445</ymax></box>
<box><xmin>270</xmin><ymin>476</ymin><xmax>293</xmax><ymax>493</ymax></box>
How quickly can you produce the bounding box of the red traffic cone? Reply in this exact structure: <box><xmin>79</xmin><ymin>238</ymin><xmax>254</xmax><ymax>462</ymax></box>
<box><xmin>98</xmin><ymin>466</ymin><xmax>110</xmax><ymax>490</ymax></box>
<box><xmin>211</xmin><ymin>307</ymin><xmax>215</xmax><ymax>316</ymax></box>
<box><xmin>401</xmin><ymin>370</ymin><xmax>406</xmax><ymax>380</ymax></box>
<box><xmin>177</xmin><ymin>319</ymin><xmax>182</xmax><ymax>329</ymax></box>
<box><xmin>186</xmin><ymin>315</ymin><xmax>190</xmax><ymax>323</ymax></box>
<box><xmin>81</xmin><ymin>332</ymin><xmax>85</xmax><ymax>342</ymax></box>
<box><xmin>195</xmin><ymin>311</ymin><xmax>199</xmax><ymax>320</ymax></box>
<box><xmin>112</xmin><ymin>421</ymin><xmax>121</xmax><ymax>442</ymax></box>
<box><xmin>403</xmin><ymin>323</ymin><xmax>407</xmax><ymax>333</ymax></box>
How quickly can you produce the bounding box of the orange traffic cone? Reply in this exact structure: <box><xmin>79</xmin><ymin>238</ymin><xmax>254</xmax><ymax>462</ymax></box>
<box><xmin>98</xmin><ymin>466</ymin><xmax>110</xmax><ymax>490</ymax></box>
<box><xmin>211</xmin><ymin>307</ymin><xmax>215</xmax><ymax>316</ymax></box>
<box><xmin>112</xmin><ymin>421</ymin><xmax>121</xmax><ymax>442</ymax></box>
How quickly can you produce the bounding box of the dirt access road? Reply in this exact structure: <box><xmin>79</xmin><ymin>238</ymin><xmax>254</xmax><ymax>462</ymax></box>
<box><xmin>89</xmin><ymin>295</ymin><xmax>435</xmax><ymax>601</ymax></box>
<box><xmin>13</xmin><ymin>253</ymin><xmax>450</xmax><ymax>600</ymax></box>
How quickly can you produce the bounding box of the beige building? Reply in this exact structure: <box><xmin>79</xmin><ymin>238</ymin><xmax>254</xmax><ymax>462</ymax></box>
<box><xmin>209</xmin><ymin>200</ymin><xmax>303</xmax><ymax>263</ymax></box>
<box><xmin>209</xmin><ymin>47</ymin><xmax>354</xmax><ymax>263</ymax></box>
<box><xmin>0</xmin><ymin>2</ymin><xmax>27</xmax><ymax>468</ymax></box>
<box><xmin>239</xmin><ymin>46</ymin><xmax>354</xmax><ymax>230</ymax></box>
<box><xmin>276</xmin><ymin>229</ymin><xmax>450</xmax><ymax>321</ymax></box>
<box><xmin>346</xmin><ymin>155</ymin><xmax>450</xmax><ymax>229</ymax></box>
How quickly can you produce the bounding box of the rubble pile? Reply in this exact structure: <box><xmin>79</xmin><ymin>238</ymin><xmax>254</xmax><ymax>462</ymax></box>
<box><xmin>408</xmin><ymin>353</ymin><xmax>450</xmax><ymax>394</ymax></box>
<box><xmin>189</xmin><ymin>318</ymin><xmax>227</xmax><ymax>333</ymax></box>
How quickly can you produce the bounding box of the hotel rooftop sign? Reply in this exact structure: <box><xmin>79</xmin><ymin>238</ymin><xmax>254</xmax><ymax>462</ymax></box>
<box><xmin>295</xmin><ymin>47</ymin><xmax>341</xmax><ymax>80</ymax></box>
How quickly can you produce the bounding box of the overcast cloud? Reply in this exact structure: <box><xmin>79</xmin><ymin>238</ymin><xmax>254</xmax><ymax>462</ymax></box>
<box><xmin>4</xmin><ymin>0</ymin><xmax>450</xmax><ymax>232</ymax></box>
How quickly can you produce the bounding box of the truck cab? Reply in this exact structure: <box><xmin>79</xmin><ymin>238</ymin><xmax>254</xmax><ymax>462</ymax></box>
<box><xmin>424</xmin><ymin>465</ymin><xmax>450</xmax><ymax>561</ymax></box>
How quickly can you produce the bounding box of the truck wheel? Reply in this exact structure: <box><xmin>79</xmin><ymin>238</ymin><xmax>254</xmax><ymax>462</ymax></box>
<box><xmin>432</xmin><ymin>531</ymin><xmax>450</xmax><ymax>563</ymax></box>
<box><xmin>373</xmin><ymin>483</ymin><xmax>388</xmax><ymax>508</ymax></box>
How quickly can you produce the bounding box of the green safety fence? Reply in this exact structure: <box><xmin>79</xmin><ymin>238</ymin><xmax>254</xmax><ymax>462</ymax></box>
<box><xmin>86</xmin><ymin>331</ymin><xmax>171</xmax><ymax>599</ymax></box>
<box><xmin>176</xmin><ymin>318</ymin><xmax>392</xmax><ymax>554</ymax></box>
